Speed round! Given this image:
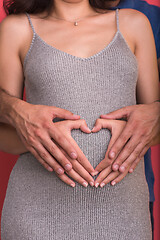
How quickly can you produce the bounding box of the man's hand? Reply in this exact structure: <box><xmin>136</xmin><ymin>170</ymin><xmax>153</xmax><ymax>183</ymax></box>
<box><xmin>100</xmin><ymin>102</ymin><xmax>160</xmax><ymax>173</ymax></box>
<box><xmin>4</xmin><ymin>100</ymin><xmax>96</xmax><ymax>179</ymax></box>
<box><xmin>92</xmin><ymin>119</ymin><xmax>128</xmax><ymax>187</ymax></box>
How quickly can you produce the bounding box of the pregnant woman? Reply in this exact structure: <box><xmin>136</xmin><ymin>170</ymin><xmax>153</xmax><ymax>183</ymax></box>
<box><xmin>0</xmin><ymin>0</ymin><xmax>159</xmax><ymax>239</ymax></box>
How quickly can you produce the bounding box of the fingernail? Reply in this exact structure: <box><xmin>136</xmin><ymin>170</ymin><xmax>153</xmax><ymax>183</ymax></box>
<box><xmin>87</xmin><ymin>127</ymin><xmax>91</xmax><ymax>132</ymax></box>
<box><xmin>48</xmin><ymin>167</ymin><xmax>53</xmax><ymax>172</ymax></box>
<box><xmin>70</xmin><ymin>183</ymin><xmax>75</xmax><ymax>188</ymax></box>
<box><xmin>70</xmin><ymin>152</ymin><xmax>77</xmax><ymax>159</ymax></box>
<box><xmin>57</xmin><ymin>168</ymin><xmax>64</xmax><ymax>174</ymax></box>
<box><xmin>73</xmin><ymin>114</ymin><xmax>80</xmax><ymax>118</ymax></box>
<box><xmin>95</xmin><ymin>183</ymin><xmax>99</xmax><ymax>188</ymax></box>
<box><xmin>120</xmin><ymin>166</ymin><xmax>125</xmax><ymax>172</ymax></box>
<box><xmin>113</xmin><ymin>164</ymin><xmax>119</xmax><ymax>171</ymax></box>
<box><xmin>100</xmin><ymin>183</ymin><xmax>105</xmax><ymax>188</ymax></box>
<box><xmin>65</xmin><ymin>164</ymin><xmax>72</xmax><ymax>171</ymax></box>
<box><xmin>89</xmin><ymin>181</ymin><xmax>94</xmax><ymax>187</ymax></box>
<box><xmin>129</xmin><ymin>169</ymin><xmax>133</xmax><ymax>173</ymax></box>
<box><xmin>111</xmin><ymin>181</ymin><xmax>116</xmax><ymax>186</ymax></box>
<box><xmin>82</xmin><ymin>182</ymin><xmax>88</xmax><ymax>187</ymax></box>
<box><xmin>91</xmin><ymin>171</ymin><xmax>99</xmax><ymax>176</ymax></box>
<box><xmin>110</xmin><ymin>152</ymin><xmax>115</xmax><ymax>159</ymax></box>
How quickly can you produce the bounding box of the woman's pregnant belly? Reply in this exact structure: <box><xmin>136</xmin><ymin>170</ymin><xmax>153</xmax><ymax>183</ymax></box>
<box><xmin>71</xmin><ymin>128</ymin><xmax>111</xmax><ymax>169</ymax></box>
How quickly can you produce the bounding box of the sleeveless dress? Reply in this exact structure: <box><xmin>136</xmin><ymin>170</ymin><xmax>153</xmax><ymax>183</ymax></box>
<box><xmin>1</xmin><ymin>9</ymin><xmax>152</xmax><ymax>240</ymax></box>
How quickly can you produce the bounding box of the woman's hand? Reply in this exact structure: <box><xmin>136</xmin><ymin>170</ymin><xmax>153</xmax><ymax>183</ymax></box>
<box><xmin>100</xmin><ymin>102</ymin><xmax>160</xmax><ymax>173</ymax></box>
<box><xmin>92</xmin><ymin>119</ymin><xmax>132</xmax><ymax>187</ymax></box>
<box><xmin>48</xmin><ymin>119</ymin><xmax>95</xmax><ymax>188</ymax></box>
<box><xmin>6</xmin><ymin>102</ymin><xmax>96</xmax><ymax>177</ymax></box>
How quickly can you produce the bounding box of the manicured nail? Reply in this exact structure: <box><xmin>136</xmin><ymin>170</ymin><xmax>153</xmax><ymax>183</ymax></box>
<box><xmin>111</xmin><ymin>181</ymin><xmax>116</xmax><ymax>186</ymax></box>
<box><xmin>120</xmin><ymin>166</ymin><xmax>125</xmax><ymax>172</ymax></box>
<box><xmin>95</xmin><ymin>183</ymin><xmax>99</xmax><ymax>188</ymax></box>
<box><xmin>70</xmin><ymin>183</ymin><xmax>75</xmax><ymax>188</ymax></box>
<box><xmin>57</xmin><ymin>168</ymin><xmax>64</xmax><ymax>174</ymax></box>
<box><xmin>110</xmin><ymin>152</ymin><xmax>115</xmax><ymax>159</ymax></box>
<box><xmin>48</xmin><ymin>167</ymin><xmax>53</xmax><ymax>172</ymax></box>
<box><xmin>129</xmin><ymin>169</ymin><xmax>133</xmax><ymax>173</ymax></box>
<box><xmin>70</xmin><ymin>152</ymin><xmax>77</xmax><ymax>159</ymax></box>
<box><xmin>113</xmin><ymin>164</ymin><xmax>119</xmax><ymax>171</ymax></box>
<box><xmin>89</xmin><ymin>181</ymin><xmax>94</xmax><ymax>187</ymax></box>
<box><xmin>100</xmin><ymin>183</ymin><xmax>105</xmax><ymax>188</ymax></box>
<box><xmin>65</xmin><ymin>164</ymin><xmax>72</xmax><ymax>171</ymax></box>
<box><xmin>91</xmin><ymin>171</ymin><xmax>99</xmax><ymax>176</ymax></box>
<box><xmin>82</xmin><ymin>182</ymin><xmax>88</xmax><ymax>187</ymax></box>
<box><xmin>87</xmin><ymin>128</ymin><xmax>91</xmax><ymax>132</ymax></box>
<box><xmin>84</xmin><ymin>126</ymin><xmax>91</xmax><ymax>132</ymax></box>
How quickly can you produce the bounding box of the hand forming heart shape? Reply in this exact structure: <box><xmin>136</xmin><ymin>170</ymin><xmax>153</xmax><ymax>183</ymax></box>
<box><xmin>53</xmin><ymin>119</ymin><xmax>128</xmax><ymax>188</ymax></box>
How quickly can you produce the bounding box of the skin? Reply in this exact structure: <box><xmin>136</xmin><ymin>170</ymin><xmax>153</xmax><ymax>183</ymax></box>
<box><xmin>98</xmin><ymin>0</ymin><xmax>160</xmax><ymax>176</ymax></box>
<box><xmin>0</xmin><ymin>0</ymin><xmax>159</xmax><ymax>187</ymax></box>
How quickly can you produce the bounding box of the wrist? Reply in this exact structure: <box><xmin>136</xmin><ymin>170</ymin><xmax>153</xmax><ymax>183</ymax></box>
<box><xmin>0</xmin><ymin>90</ymin><xmax>29</xmax><ymax>126</ymax></box>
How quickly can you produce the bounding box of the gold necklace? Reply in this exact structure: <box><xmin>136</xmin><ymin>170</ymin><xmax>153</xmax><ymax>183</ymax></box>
<box><xmin>51</xmin><ymin>13</ymin><xmax>100</xmax><ymax>26</ymax></box>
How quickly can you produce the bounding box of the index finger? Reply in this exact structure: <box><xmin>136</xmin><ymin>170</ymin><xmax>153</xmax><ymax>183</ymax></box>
<box><xmin>108</xmin><ymin>124</ymin><xmax>133</xmax><ymax>162</ymax></box>
<box><xmin>67</xmin><ymin>135</ymin><xmax>95</xmax><ymax>176</ymax></box>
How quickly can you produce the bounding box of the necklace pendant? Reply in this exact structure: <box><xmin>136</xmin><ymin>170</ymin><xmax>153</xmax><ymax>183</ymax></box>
<box><xmin>74</xmin><ymin>21</ymin><xmax>78</xmax><ymax>26</ymax></box>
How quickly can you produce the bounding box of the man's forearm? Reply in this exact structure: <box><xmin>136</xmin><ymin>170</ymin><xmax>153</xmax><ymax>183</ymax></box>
<box><xmin>0</xmin><ymin>88</ymin><xmax>26</xmax><ymax>125</ymax></box>
<box><xmin>0</xmin><ymin>123</ymin><xmax>27</xmax><ymax>155</ymax></box>
<box><xmin>150</xmin><ymin>101</ymin><xmax>160</xmax><ymax>146</ymax></box>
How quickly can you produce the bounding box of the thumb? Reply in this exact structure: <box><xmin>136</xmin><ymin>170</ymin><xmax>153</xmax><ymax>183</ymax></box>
<box><xmin>91</xmin><ymin>119</ymin><xmax>114</xmax><ymax>133</ymax></box>
<box><xmin>68</xmin><ymin>119</ymin><xmax>91</xmax><ymax>133</ymax></box>
<box><xmin>53</xmin><ymin>107</ymin><xmax>80</xmax><ymax>120</ymax></box>
<box><xmin>100</xmin><ymin>106</ymin><xmax>132</xmax><ymax>120</ymax></box>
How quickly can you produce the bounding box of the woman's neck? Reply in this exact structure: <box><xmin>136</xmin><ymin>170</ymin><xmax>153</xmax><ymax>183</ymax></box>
<box><xmin>51</xmin><ymin>0</ymin><xmax>97</xmax><ymax>21</ymax></box>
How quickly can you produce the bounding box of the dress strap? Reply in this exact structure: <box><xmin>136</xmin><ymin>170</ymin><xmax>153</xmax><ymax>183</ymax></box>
<box><xmin>25</xmin><ymin>13</ymin><xmax>36</xmax><ymax>34</ymax></box>
<box><xmin>115</xmin><ymin>9</ymin><xmax>120</xmax><ymax>32</ymax></box>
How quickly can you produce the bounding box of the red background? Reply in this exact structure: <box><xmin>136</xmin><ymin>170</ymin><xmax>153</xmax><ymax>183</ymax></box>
<box><xmin>0</xmin><ymin>0</ymin><xmax>160</xmax><ymax>239</ymax></box>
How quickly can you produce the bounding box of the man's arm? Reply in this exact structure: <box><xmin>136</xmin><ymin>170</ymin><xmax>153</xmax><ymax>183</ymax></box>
<box><xmin>0</xmin><ymin>15</ymin><xmax>96</xmax><ymax>187</ymax></box>
<box><xmin>158</xmin><ymin>58</ymin><xmax>160</xmax><ymax>78</ymax></box>
<box><xmin>101</xmin><ymin>10</ymin><xmax>160</xmax><ymax>173</ymax></box>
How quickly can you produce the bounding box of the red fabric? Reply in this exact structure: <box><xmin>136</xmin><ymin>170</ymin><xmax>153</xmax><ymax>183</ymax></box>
<box><xmin>146</xmin><ymin>0</ymin><xmax>160</xmax><ymax>6</ymax></box>
<box><xmin>0</xmin><ymin>0</ymin><xmax>159</xmax><ymax>239</ymax></box>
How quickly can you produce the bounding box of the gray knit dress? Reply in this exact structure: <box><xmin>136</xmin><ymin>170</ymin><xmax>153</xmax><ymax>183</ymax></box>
<box><xmin>1</xmin><ymin>9</ymin><xmax>152</xmax><ymax>240</ymax></box>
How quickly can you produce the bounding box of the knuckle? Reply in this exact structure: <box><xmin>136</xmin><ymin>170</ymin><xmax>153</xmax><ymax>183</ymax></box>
<box><xmin>131</xmin><ymin>121</ymin><xmax>138</xmax><ymax>130</ymax></box>
<box><xmin>133</xmin><ymin>150</ymin><xmax>140</xmax><ymax>158</ymax></box>
<box><xmin>27</xmin><ymin>136</ymin><xmax>35</xmax><ymax>145</ymax></box>
<box><xmin>136</xmin><ymin>157</ymin><xmax>141</xmax><ymax>163</ymax></box>
<box><xmin>42</xmin><ymin>121</ymin><xmax>51</xmax><ymax>130</ymax></box>
<box><xmin>114</xmin><ymin>157</ymin><xmax>122</xmax><ymax>165</ymax></box>
<box><xmin>34</xmin><ymin>129</ymin><xmax>43</xmax><ymax>139</ymax></box>
<box><xmin>40</xmin><ymin>151</ymin><xmax>48</xmax><ymax>160</ymax></box>
<box><xmin>60</xmin><ymin>156</ymin><xmax>68</xmax><ymax>165</ymax></box>
<box><xmin>56</xmin><ymin>134</ymin><xmax>63</xmax><ymax>143</ymax></box>
<box><xmin>144</xmin><ymin>135</ymin><xmax>151</xmax><ymax>145</ymax></box>
<box><xmin>122</xmin><ymin>161</ymin><xmax>129</xmax><ymax>168</ymax></box>
<box><xmin>106</xmin><ymin>158</ymin><xmax>113</xmax><ymax>165</ymax></box>
<box><xmin>126</xmin><ymin>144</ymin><xmax>133</xmax><ymax>152</ymax></box>
<box><xmin>49</xmin><ymin>145</ymin><xmax>56</xmax><ymax>154</ymax></box>
<box><xmin>121</xmin><ymin>134</ymin><xmax>128</xmax><ymax>143</ymax></box>
<box><xmin>105</xmin><ymin>176</ymin><xmax>113</xmax><ymax>183</ymax></box>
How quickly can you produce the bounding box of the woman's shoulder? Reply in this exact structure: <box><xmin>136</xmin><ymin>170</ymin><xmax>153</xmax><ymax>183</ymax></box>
<box><xmin>118</xmin><ymin>8</ymin><xmax>152</xmax><ymax>43</ymax></box>
<box><xmin>0</xmin><ymin>14</ymin><xmax>32</xmax><ymax>51</ymax></box>
<box><xmin>118</xmin><ymin>8</ymin><xmax>151</xmax><ymax>30</ymax></box>
<box><xmin>0</xmin><ymin>13</ymin><xmax>29</xmax><ymax>33</ymax></box>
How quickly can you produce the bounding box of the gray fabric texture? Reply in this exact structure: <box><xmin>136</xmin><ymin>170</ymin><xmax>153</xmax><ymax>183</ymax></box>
<box><xmin>1</xmin><ymin>9</ymin><xmax>152</xmax><ymax>240</ymax></box>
